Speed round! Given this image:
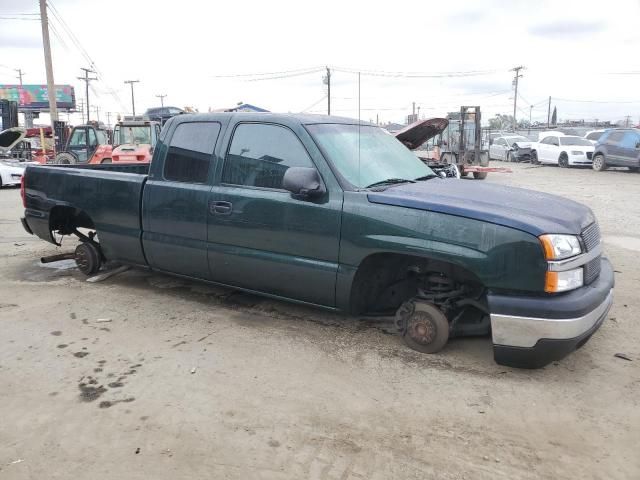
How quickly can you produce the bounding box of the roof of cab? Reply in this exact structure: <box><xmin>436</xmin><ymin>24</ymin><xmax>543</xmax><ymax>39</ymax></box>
<box><xmin>170</xmin><ymin>111</ymin><xmax>374</xmax><ymax>127</ymax></box>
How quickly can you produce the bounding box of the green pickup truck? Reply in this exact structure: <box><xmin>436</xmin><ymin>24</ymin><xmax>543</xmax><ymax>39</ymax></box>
<box><xmin>20</xmin><ymin>113</ymin><xmax>614</xmax><ymax>368</ymax></box>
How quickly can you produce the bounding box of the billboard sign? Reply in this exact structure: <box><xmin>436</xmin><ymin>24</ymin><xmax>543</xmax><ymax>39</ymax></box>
<box><xmin>0</xmin><ymin>84</ymin><xmax>76</xmax><ymax>111</ymax></box>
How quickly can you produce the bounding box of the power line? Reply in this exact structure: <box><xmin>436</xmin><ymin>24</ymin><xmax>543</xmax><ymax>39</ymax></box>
<box><xmin>0</xmin><ymin>16</ymin><xmax>40</xmax><ymax>21</ymax></box>
<box><xmin>300</xmin><ymin>95</ymin><xmax>327</xmax><ymax>113</ymax></box>
<box><xmin>332</xmin><ymin>66</ymin><xmax>500</xmax><ymax>78</ymax></box>
<box><xmin>211</xmin><ymin>66</ymin><xmax>324</xmax><ymax>78</ymax></box>
<box><xmin>554</xmin><ymin>97</ymin><xmax>640</xmax><ymax>104</ymax></box>
<box><xmin>47</xmin><ymin>0</ymin><xmax>127</xmax><ymax>111</ymax></box>
<box><xmin>248</xmin><ymin>68</ymin><xmax>324</xmax><ymax>82</ymax></box>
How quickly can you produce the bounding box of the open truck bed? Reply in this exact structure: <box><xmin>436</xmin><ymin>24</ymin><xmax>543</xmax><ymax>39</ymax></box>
<box><xmin>23</xmin><ymin>162</ymin><xmax>149</xmax><ymax>265</ymax></box>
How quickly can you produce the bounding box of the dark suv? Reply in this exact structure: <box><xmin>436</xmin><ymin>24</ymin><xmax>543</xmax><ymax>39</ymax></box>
<box><xmin>592</xmin><ymin>128</ymin><xmax>640</xmax><ymax>172</ymax></box>
<box><xmin>143</xmin><ymin>106</ymin><xmax>184</xmax><ymax>125</ymax></box>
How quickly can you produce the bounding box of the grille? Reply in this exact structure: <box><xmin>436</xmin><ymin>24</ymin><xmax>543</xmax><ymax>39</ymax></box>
<box><xmin>586</xmin><ymin>152</ymin><xmax>593</xmax><ymax>160</ymax></box>
<box><xmin>581</xmin><ymin>223</ymin><xmax>601</xmax><ymax>284</ymax></box>
<box><xmin>584</xmin><ymin>257</ymin><xmax>601</xmax><ymax>284</ymax></box>
<box><xmin>582</xmin><ymin>222</ymin><xmax>600</xmax><ymax>252</ymax></box>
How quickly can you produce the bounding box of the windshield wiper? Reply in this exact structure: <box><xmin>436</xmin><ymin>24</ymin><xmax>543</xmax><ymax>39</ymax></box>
<box><xmin>365</xmin><ymin>178</ymin><xmax>415</xmax><ymax>189</ymax></box>
<box><xmin>414</xmin><ymin>174</ymin><xmax>439</xmax><ymax>181</ymax></box>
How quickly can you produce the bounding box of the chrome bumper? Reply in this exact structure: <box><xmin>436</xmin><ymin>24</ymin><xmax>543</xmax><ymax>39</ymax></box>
<box><xmin>491</xmin><ymin>289</ymin><xmax>613</xmax><ymax>348</ymax></box>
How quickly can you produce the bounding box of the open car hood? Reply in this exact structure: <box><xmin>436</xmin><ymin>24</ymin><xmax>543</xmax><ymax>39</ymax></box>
<box><xmin>394</xmin><ymin>118</ymin><xmax>449</xmax><ymax>150</ymax></box>
<box><xmin>0</xmin><ymin>127</ymin><xmax>26</xmax><ymax>152</ymax></box>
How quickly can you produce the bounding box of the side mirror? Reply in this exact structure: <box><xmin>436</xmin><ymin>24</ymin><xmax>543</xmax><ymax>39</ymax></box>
<box><xmin>438</xmin><ymin>171</ymin><xmax>447</xmax><ymax>178</ymax></box>
<box><xmin>283</xmin><ymin>167</ymin><xmax>326</xmax><ymax>199</ymax></box>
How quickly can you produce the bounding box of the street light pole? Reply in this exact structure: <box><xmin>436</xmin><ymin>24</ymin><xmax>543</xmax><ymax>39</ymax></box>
<box><xmin>124</xmin><ymin>80</ymin><xmax>140</xmax><ymax>117</ymax></box>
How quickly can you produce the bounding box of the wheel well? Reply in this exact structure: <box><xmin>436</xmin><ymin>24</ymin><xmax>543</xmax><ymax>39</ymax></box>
<box><xmin>349</xmin><ymin>253</ymin><xmax>485</xmax><ymax>315</ymax></box>
<box><xmin>559</xmin><ymin>151</ymin><xmax>568</xmax><ymax>158</ymax></box>
<box><xmin>49</xmin><ymin>206</ymin><xmax>95</xmax><ymax>235</ymax></box>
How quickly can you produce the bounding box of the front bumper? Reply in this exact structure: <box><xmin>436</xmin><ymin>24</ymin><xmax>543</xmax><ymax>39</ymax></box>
<box><xmin>488</xmin><ymin>258</ymin><xmax>614</xmax><ymax>368</ymax></box>
<box><xmin>568</xmin><ymin>153</ymin><xmax>593</xmax><ymax>165</ymax></box>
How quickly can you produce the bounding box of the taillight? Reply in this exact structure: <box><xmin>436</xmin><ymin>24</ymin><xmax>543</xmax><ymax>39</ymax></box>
<box><xmin>20</xmin><ymin>174</ymin><xmax>26</xmax><ymax>208</ymax></box>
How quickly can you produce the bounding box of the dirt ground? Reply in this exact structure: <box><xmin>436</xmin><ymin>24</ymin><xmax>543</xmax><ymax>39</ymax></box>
<box><xmin>1</xmin><ymin>163</ymin><xmax>638</xmax><ymax>479</ymax></box>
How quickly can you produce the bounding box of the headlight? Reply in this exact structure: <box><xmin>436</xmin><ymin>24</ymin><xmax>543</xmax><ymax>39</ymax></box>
<box><xmin>545</xmin><ymin>268</ymin><xmax>584</xmax><ymax>293</ymax></box>
<box><xmin>539</xmin><ymin>234</ymin><xmax>582</xmax><ymax>260</ymax></box>
<box><xmin>570</xmin><ymin>150</ymin><xmax>583</xmax><ymax>155</ymax></box>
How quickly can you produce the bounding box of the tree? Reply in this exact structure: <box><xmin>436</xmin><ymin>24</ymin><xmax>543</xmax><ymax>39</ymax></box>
<box><xmin>488</xmin><ymin>114</ymin><xmax>516</xmax><ymax>130</ymax></box>
<box><xmin>551</xmin><ymin>106</ymin><xmax>557</xmax><ymax>126</ymax></box>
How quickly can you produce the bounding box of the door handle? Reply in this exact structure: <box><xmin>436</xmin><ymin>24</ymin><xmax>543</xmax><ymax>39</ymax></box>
<box><xmin>209</xmin><ymin>200</ymin><xmax>232</xmax><ymax>215</ymax></box>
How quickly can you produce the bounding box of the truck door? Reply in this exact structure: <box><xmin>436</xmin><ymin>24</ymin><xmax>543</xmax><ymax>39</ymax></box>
<box><xmin>207</xmin><ymin>122</ymin><xmax>342</xmax><ymax>307</ymax></box>
<box><xmin>142</xmin><ymin>121</ymin><xmax>221</xmax><ymax>278</ymax></box>
<box><xmin>67</xmin><ymin>127</ymin><xmax>92</xmax><ymax>163</ymax></box>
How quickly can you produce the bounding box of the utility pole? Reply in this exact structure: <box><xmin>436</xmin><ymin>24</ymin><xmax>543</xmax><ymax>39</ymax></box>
<box><xmin>547</xmin><ymin>96</ymin><xmax>551</xmax><ymax>128</ymax></box>
<box><xmin>529</xmin><ymin>105</ymin><xmax>533</xmax><ymax>124</ymax></box>
<box><xmin>78</xmin><ymin>67</ymin><xmax>97</xmax><ymax>122</ymax></box>
<box><xmin>15</xmin><ymin>68</ymin><xmax>25</xmax><ymax>85</ymax></box>
<box><xmin>510</xmin><ymin>66</ymin><xmax>524</xmax><ymax>130</ymax></box>
<box><xmin>93</xmin><ymin>106</ymin><xmax>100</xmax><ymax>123</ymax></box>
<box><xmin>78</xmin><ymin>98</ymin><xmax>85</xmax><ymax>124</ymax></box>
<box><xmin>624</xmin><ymin>115</ymin><xmax>631</xmax><ymax>127</ymax></box>
<box><xmin>155</xmin><ymin>94</ymin><xmax>167</xmax><ymax>107</ymax></box>
<box><xmin>106</xmin><ymin>111</ymin><xmax>112</xmax><ymax>128</ymax></box>
<box><xmin>325</xmin><ymin>67</ymin><xmax>331</xmax><ymax>116</ymax></box>
<box><xmin>39</xmin><ymin>0</ymin><xmax>58</xmax><ymax>125</ymax></box>
<box><xmin>124</xmin><ymin>80</ymin><xmax>140</xmax><ymax>117</ymax></box>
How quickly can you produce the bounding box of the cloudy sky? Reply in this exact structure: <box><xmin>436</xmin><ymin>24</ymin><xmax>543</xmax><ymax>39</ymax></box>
<box><xmin>1</xmin><ymin>0</ymin><xmax>639</xmax><ymax>126</ymax></box>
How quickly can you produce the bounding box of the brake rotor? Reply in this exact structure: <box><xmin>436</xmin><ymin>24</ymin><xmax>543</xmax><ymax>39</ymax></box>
<box><xmin>395</xmin><ymin>301</ymin><xmax>450</xmax><ymax>354</ymax></box>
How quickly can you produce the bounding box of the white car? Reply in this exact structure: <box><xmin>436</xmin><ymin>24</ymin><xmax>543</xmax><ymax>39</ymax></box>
<box><xmin>489</xmin><ymin>135</ymin><xmax>534</xmax><ymax>162</ymax></box>
<box><xmin>584</xmin><ymin>129</ymin><xmax>607</xmax><ymax>145</ymax></box>
<box><xmin>0</xmin><ymin>127</ymin><xmax>27</xmax><ymax>187</ymax></box>
<box><xmin>532</xmin><ymin>134</ymin><xmax>594</xmax><ymax>167</ymax></box>
<box><xmin>0</xmin><ymin>160</ymin><xmax>25</xmax><ymax>187</ymax></box>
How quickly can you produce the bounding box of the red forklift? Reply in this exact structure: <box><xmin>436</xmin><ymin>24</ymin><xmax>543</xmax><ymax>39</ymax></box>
<box><xmin>54</xmin><ymin>121</ymin><xmax>113</xmax><ymax>164</ymax></box>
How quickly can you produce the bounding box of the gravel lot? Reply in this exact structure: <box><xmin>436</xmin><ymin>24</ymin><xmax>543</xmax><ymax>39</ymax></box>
<box><xmin>1</xmin><ymin>163</ymin><xmax>638</xmax><ymax>479</ymax></box>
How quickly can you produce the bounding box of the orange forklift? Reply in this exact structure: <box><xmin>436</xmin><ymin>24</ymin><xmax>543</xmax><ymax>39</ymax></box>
<box><xmin>54</xmin><ymin>121</ymin><xmax>113</xmax><ymax>164</ymax></box>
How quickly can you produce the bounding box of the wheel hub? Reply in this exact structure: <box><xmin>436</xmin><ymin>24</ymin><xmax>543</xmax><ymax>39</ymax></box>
<box><xmin>407</xmin><ymin>312</ymin><xmax>436</xmax><ymax>345</ymax></box>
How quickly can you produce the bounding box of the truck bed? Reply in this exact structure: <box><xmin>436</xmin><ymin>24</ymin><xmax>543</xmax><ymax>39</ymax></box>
<box><xmin>24</xmin><ymin>163</ymin><xmax>149</xmax><ymax>266</ymax></box>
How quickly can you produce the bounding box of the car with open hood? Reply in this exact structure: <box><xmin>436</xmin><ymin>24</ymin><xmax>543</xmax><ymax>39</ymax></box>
<box><xmin>0</xmin><ymin>127</ymin><xmax>28</xmax><ymax>187</ymax></box>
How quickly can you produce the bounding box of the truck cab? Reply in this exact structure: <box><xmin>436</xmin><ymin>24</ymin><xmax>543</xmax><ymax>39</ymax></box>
<box><xmin>110</xmin><ymin>121</ymin><xmax>161</xmax><ymax>163</ymax></box>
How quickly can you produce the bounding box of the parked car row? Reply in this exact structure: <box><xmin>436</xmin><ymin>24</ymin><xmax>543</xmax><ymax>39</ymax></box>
<box><xmin>489</xmin><ymin>128</ymin><xmax>640</xmax><ymax>172</ymax></box>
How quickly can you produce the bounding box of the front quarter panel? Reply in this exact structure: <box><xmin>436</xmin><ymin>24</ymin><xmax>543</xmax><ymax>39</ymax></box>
<box><xmin>338</xmin><ymin>192</ymin><xmax>547</xmax><ymax>307</ymax></box>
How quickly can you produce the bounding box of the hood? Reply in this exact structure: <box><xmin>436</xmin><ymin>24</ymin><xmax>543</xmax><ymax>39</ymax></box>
<box><xmin>564</xmin><ymin>145</ymin><xmax>594</xmax><ymax>152</ymax></box>
<box><xmin>512</xmin><ymin>141</ymin><xmax>532</xmax><ymax>148</ymax></box>
<box><xmin>395</xmin><ymin>118</ymin><xmax>449</xmax><ymax>150</ymax></box>
<box><xmin>0</xmin><ymin>127</ymin><xmax>26</xmax><ymax>152</ymax></box>
<box><xmin>367</xmin><ymin>180</ymin><xmax>594</xmax><ymax>236</ymax></box>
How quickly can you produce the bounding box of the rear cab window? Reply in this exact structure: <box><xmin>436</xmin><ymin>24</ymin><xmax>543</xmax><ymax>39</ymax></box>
<box><xmin>163</xmin><ymin>122</ymin><xmax>221</xmax><ymax>183</ymax></box>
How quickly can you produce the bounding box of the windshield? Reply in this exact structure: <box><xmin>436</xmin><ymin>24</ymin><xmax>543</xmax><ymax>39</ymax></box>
<box><xmin>96</xmin><ymin>130</ymin><xmax>109</xmax><ymax>145</ymax></box>
<box><xmin>586</xmin><ymin>131</ymin><xmax>604</xmax><ymax>141</ymax></box>
<box><xmin>560</xmin><ymin>136</ymin><xmax>592</xmax><ymax>146</ymax></box>
<box><xmin>307</xmin><ymin>124</ymin><xmax>434</xmax><ymax>189</ymax></box>
<box><xmin>114</xmin><ymin>125</ymin><xmax>151</xmax><ymax>145</ymax></box>
<box><xmin>504</xmin><ymin>136</ymin><xmax>529</xmax><ymax>143</ymax></box>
